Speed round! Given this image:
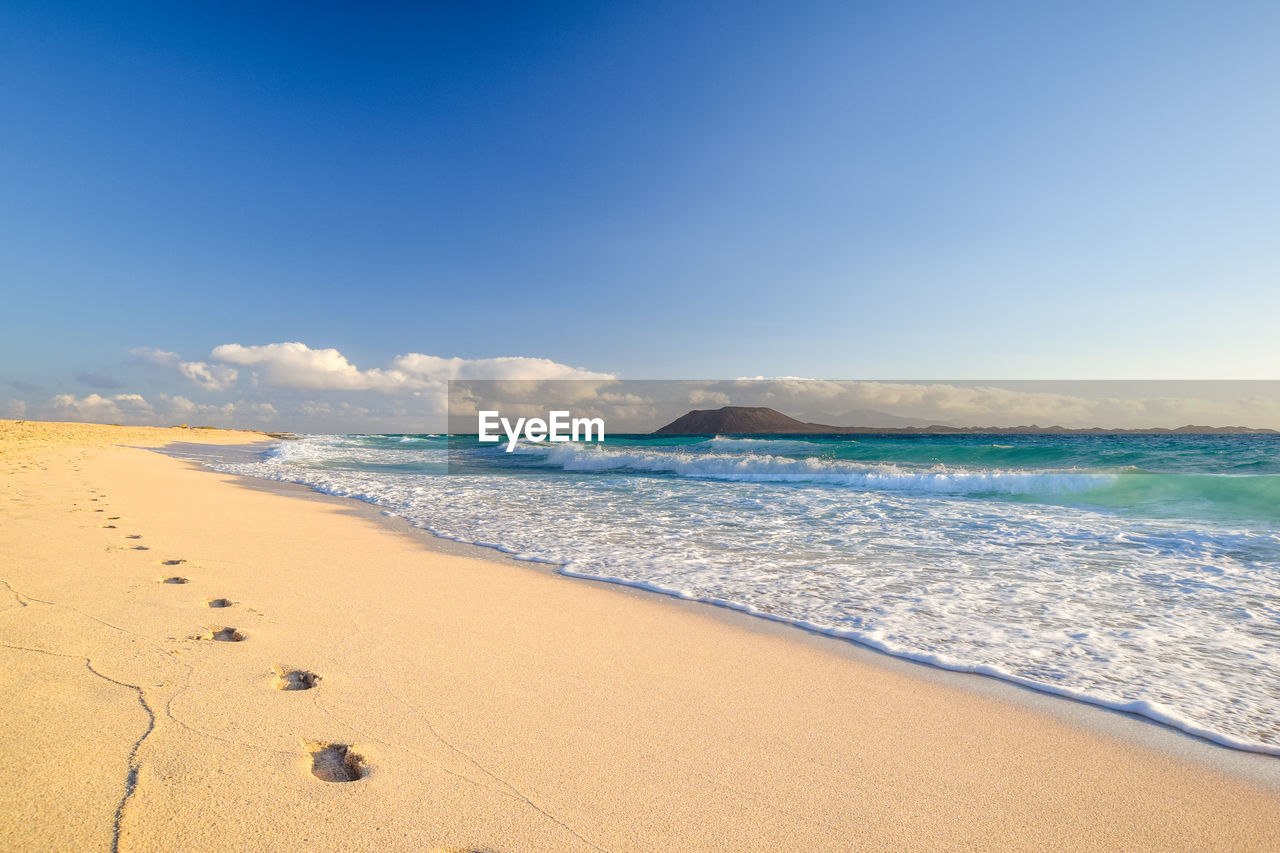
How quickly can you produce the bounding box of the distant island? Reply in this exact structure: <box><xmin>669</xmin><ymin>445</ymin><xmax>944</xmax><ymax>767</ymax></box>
<box><xmin>653</xmin><ymin>406</ymin><xmax>1279</xmax><ymax>435</ymax></box>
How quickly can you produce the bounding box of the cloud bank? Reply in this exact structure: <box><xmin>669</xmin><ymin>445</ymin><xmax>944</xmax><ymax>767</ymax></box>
<box><xmin>6</xmin><ymin>342</ymin><xmax>615</xmax><ymax>431</ymax></box>
<box><xmin>449</xmin><ymin>378</ymin><xmax>1280</xmax><ymax>432</ymax></box>
<box><xmin>209</xmin><ymin>342</ymin><xmax>612</xmax><ymax>392</ymax></box>
<box><xmin>5</xmin><ymin>342</ymin><xmax>1278</xmax><ymax>432</ymax></box>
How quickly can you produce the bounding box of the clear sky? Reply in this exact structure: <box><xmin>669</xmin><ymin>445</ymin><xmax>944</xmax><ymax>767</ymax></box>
<box><xmin>3</xmin><ymin>2</ymin><xmax>1278</xmax><ymax>429</ymax></box>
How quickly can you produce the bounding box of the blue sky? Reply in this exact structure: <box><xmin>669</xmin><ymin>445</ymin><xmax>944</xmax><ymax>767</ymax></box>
<box><xmin>3</xmin><ymin>2</ymin><xmax>1279</xmax><ymax>429</ymax></box>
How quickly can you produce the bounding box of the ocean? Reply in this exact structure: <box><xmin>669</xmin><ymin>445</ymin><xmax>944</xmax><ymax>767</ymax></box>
<box><xmin>208</xmin><ymin>432</ymin><xmax>1280</xmax><ymax>754</ymax></box>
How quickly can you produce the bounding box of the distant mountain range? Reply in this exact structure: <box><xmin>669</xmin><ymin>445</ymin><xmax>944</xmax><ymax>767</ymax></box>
<box><xmin>799</xmin><ymin>408</ymin><xmax>954</xmax><ymax>428</ymax></box>
<box><xmin>652</xmin><ymin>406</ymin><xmax>1279</xmax><ymax>435</ymax></box>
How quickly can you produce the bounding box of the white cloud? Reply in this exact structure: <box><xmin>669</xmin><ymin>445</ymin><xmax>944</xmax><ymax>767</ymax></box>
<box><xmin>24</xmin><ymin>392</ymin><xmax>280</xmax><ymax>428</ymax></box>
<box><xmin>44</xmin><ymin>392</ymin><xmax>156</xmax><ymax>424</ymax></box>
<box><xmin>687</xmin><ymin>389</ymin><xmax>732</xmax><ymax>407</ymax></box>
<box><xmin>13</xmin><ymin>367</ymin><xmax>1280</xmax><ymax>432</ymax></box>
<box><xmin>391</xmin><ymin>353</ymin><xmax>613</xmax><ymax>382</ymax></box>
<box><xmin>209</xmin><ymin>341</ymin><xmax>611</xmax><ymax>392</ymax></box>
<box><xmin>212</xmin><ymin>342</ymin><xmax>406</xmax><ymax>391</ymax></box>
<box><xmin>129</xmin><ymin>347</ymin><xmax>180</xmax><ymax>366</ymax></box>
<box><xmin>92</xmin><ymin>344</ymin><xmax>1277</xmax><ymax>432</ymax></box>
<box><xmin>67</xmin><ymin>341</ymin><xmax>619</xmax><ymax>431</ymax></box>
<box><xmin>704</xmin><ymin>379</ymin><xmax>1280</xmax><ymax>430</ymax></box>
<box><xmin>178</xmin><ymin>361</ymin><xmax>239</xmax><ymax>391</ymax></box>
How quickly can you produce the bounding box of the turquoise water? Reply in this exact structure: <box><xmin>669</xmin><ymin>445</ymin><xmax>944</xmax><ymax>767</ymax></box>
<box><xmin>212</xmin><ymin>432</ymin><xmax>1280</xmax><ymax>754</ymax></box>
<box><xmin>455</xmin><ymin>432</ymin><xmax>1280</xmax><ymax>524</ymax></box>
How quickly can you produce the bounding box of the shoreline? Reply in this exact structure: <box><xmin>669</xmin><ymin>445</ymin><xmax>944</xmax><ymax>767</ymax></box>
<box><xmin>4</xmin><ymin>420</ymin><xmax>1280</xmax><ymax>850</ymax></box>
<box><xmin>179</xmin><ymin>440</ymin><xmax>1280</xmax><ymax>792</ymax></box>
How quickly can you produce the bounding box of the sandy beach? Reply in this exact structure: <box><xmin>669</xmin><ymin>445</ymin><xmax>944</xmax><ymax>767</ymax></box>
<box><xmin>2</xmin><ymin>419</ymin><xmax>1279</xmax><ymax>852</ymax></box>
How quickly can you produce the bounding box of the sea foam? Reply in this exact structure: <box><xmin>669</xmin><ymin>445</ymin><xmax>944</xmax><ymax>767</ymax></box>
<box><xmin>209</xmin><ymin>432</ymin><xmax>1280</xmax><ymax>755</ymax></box>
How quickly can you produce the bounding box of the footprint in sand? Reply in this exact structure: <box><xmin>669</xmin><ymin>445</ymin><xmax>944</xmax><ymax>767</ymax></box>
<box><xmin>107</xmin><ymin>516</ymin><xmax>120</xmax><ymax>520</ymax></box>
<box><xmin>205</xmin><ymin>597</ymin><xmax>233</xmax><ymax>608</ymax></box>
<box><xmin>191</xmin><ymin>625</ymin><xmax>245</xmax><ymax>642</ymax></box>
<box><xmin>124</xmin><ymin>534</ymin><xmax>143</xmax><ymax>540</ymax></box>
<box><xmin>159</xmin><ymin>559</ymin><xmax>186</xmax><ymax>566</ymax></box>
<box><xmin>101</xmin><ymin>524</ymin><xmax>117</xmax><ymax>529</ymax></box>
<box><xmin>160</xmin><ymin>576</ymin><xmax>189</xmax><ymax>584</ymax></box>
<box><xmin>272</xmin><ymin>664</ymin><xmax>319</xmax><ymax>691</ymax></box>
<box><xmin>306</xmin><ymin>742</ymin><xmax>365</xmax><ymax>782</ymax></box>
